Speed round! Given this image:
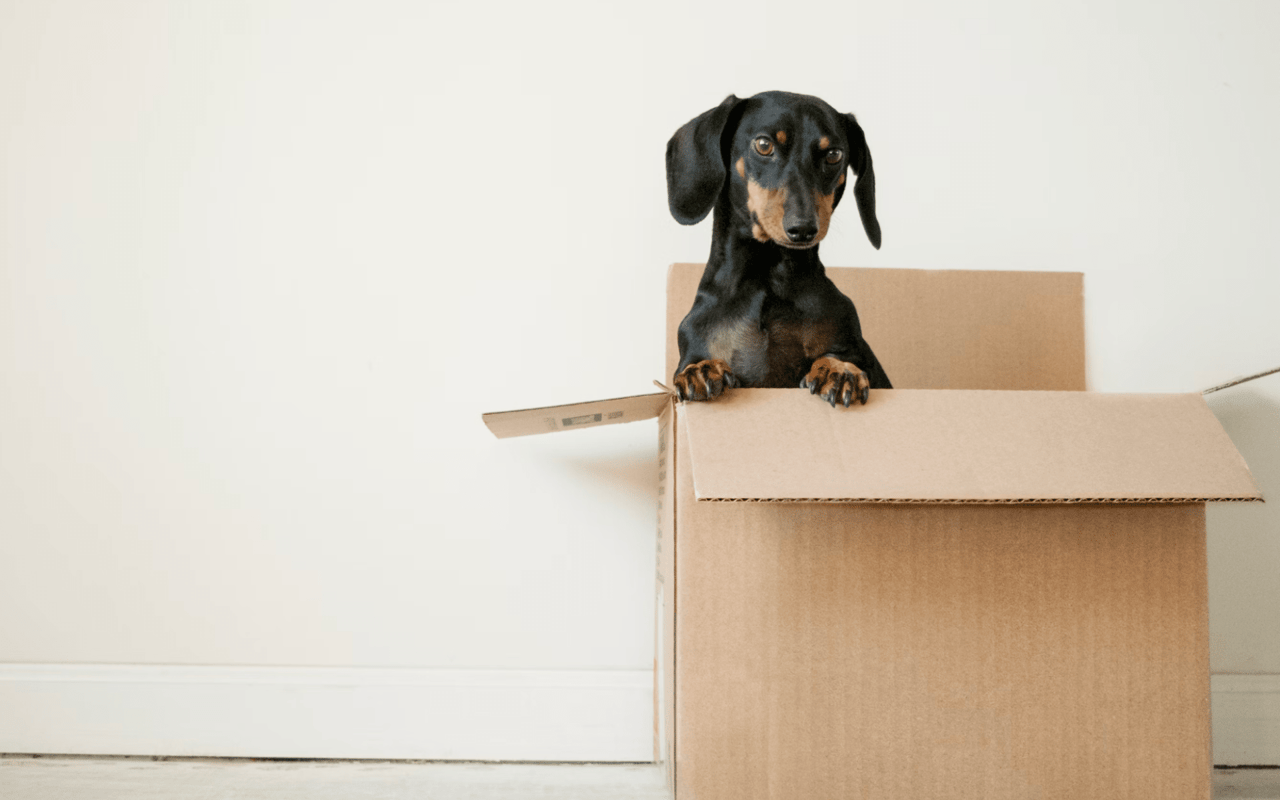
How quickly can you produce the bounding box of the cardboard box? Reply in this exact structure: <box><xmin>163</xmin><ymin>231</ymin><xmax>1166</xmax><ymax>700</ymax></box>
<box><xmin>483</xmin><ymin>264</ymin><xmax>1261</xmax><ymax>799</ymax></box>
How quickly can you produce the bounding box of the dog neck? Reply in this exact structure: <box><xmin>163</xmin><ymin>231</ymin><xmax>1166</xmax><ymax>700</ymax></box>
<box><xmin>704</xmin><ymin>196</ymin><xmax>823</xmax><ymax>299</ymax></box>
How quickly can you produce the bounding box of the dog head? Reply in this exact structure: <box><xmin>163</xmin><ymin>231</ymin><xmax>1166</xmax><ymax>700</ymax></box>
<box><xmin>665</xmin><ymin>91</ymin><xmax>880</xmax><ymax>250</ymax></box>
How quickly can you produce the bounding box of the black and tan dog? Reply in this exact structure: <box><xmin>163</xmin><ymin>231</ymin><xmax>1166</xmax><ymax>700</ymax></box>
<box><xmin>667</xmin><ymin>91</ymin><xmax>891</xmax><ymax>407</ymax></box>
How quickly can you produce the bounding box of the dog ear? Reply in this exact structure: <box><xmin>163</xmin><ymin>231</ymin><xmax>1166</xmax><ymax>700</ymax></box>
<box><xmin>666</xmin><ymin>94</ymin><xmax>743</xmax><ymax>225</ymax></box>
<box><xmin>842</xmin><ymin>113</ymin><xmax>881</xmax><ymax>249</ymax></box>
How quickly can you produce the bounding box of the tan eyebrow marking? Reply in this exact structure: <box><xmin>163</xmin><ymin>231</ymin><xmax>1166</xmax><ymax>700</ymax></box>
<box><xmin>776</xmin><ymin>131</ymin><xmax>787</xmax><ymax>144</ymax></box>
<box><xmin>736</xmin><ymin>157</ymin><xmax>745</xmax><ymax>178</ymax></box>
<box><xmin>818</xmin><ymin>136</ymin><xmax>830</xmax><ymax>149</ymax></box>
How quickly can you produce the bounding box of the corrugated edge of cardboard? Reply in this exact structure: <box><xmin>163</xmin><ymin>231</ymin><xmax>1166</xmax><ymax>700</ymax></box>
<box><xmin>695</xmin><ymin>495</ymin><xmax>1259</xmax><ymax>504</ymax></box>
<box><xmin>679</xmin><ymin>389</ymin><xmax>1263</xmax><ymax>505</ymax></box>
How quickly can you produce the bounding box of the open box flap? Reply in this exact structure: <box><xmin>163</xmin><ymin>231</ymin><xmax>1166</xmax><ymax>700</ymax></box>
<box><xmin>681</xmin><ymin>389</ymin><xmax>1262</xmax><ymax>503</ymax></box>
<box><xmin>482</xmin><ymin>391</ymin><xmax>671</xmax><ymax>439</ymax></box>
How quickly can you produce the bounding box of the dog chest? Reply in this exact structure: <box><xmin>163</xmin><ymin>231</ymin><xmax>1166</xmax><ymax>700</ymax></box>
<box><xmin>705</xmin><ymin>299</ymin><xmax>845</xmax><ymax>388</ymax></box>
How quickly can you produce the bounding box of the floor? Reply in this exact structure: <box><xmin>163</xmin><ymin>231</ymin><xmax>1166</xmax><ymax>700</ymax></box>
<box><xmin>0</xmin><ymin>756</ymin><xmax>1277</xmax><ymax>799</ymax></box>
<box><xmin>0</xmin><ymin>757</ymin><xmax>669</xmax><ymax>800</ymax></box>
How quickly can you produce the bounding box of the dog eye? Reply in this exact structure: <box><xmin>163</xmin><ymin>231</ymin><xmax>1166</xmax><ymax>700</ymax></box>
<box><xmin>825</xmin><ymin>149</ymin><xmax>843</xmax><ymax>165</ymax></box>
<box><xmin>753</xmin><ymin>137</ymin><xmax>774</xmax><ymax>157</ymax></box>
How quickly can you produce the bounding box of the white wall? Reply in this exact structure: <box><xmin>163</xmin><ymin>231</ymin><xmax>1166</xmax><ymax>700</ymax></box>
<box><xmin>2</xmin><ymin>0</ymin><xmax>1278</xmax><ymax>763</ymax></box>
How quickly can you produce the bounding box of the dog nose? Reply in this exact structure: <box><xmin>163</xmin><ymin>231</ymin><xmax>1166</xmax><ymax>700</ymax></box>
<box><xmin>786</xmin><ymin>223</ymin><xmax>818</xmax><ymax>243</ymax></box>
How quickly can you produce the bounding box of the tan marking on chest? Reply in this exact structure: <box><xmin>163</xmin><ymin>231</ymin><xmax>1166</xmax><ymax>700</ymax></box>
<box><xmin>709</xmin><ymin>318</ymin><xmax>761</xmax><ymax>360</ymax></box>
<box><xmin>800</xmin><ymin>318</ymin><xmax>839</xmax><ymax>359</ymax></box>
<box><xmin>708</xmin><ymin>318</ymin><xmax>767</xmax><ymax>382</ymax></box>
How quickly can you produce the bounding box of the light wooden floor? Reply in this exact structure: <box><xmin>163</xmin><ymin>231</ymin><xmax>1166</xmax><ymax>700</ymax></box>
<box><xmin>1</xmin><ymin>756</ymin><xmax>1276</xmax><ymax>799</ymax></box>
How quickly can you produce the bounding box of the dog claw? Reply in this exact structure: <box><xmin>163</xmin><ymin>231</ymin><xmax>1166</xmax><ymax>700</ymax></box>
<box><xmin>673</xmin><ymin>359</ymin><xmax>737</xmax><ymax>402</ymax></box>
<box><xmin>803</xmin><ymin>357</ymin><xmax>870</xmax><ymax>409</ymax></box>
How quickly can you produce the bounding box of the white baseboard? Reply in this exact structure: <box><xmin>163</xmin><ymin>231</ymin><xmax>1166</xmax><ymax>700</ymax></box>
<box><xmin>3</xmin><ymin>665</ymin><xmax>1273</xmax><ymax>765</ymax></box>
<box><xmin>0</xmin><ymin>664</ymin><xmax>654</xmax><ymax>762</ymax></box>
<box><xmin>1212</xmin><ymin>674</ymin><xmax>1280</xmax><ymax>766</ymax></box>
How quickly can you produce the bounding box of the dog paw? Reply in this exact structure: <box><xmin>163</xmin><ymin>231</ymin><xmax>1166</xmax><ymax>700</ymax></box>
<box><xmin>674</xmin><ymin>359</ymin><xmax>739</xmax><ymax>401</ymax></box>
<box><xmin>800</xmin><ymin>357</ymin><xmax>870</xmax><ymax>407</ymax></box>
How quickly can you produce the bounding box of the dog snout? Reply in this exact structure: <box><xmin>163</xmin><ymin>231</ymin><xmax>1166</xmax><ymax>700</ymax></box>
<box><xmin>785</xmin><ymin>222</ymin><xmax>818</xmax><ymax>244</ymax></box>
<box><xmin>783</xmin><ymin>190</ymin><xmax>820</xmax><ymax>244</ymax></box>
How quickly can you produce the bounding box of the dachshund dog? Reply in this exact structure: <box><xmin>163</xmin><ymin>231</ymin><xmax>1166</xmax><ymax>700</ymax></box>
<box><xmin>666</xmin><ymin>91</ymin><xmax>891</xmax><ymax>407</ymax></box>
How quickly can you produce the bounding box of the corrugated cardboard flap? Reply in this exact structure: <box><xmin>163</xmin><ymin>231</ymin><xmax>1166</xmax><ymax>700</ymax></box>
<box><xmin>483</xmin><ymin>391</ymin><xmax>670</xmax><ymax>438</ymax></box>
<box><xmin>681</xmin><ymin>389</ymin><xmax>1262</xmax><ymax>503</ymax></box>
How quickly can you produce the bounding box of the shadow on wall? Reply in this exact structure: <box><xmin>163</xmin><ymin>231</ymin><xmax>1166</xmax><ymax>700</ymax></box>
<box><xmin>555</xmin><ymin>439</ymin><xmax>659</xmax><ymax>504</ymax></box>
<box><xmin>1204</xmin><ymin>375</ymin><xmax>1280</xmax><ymax>675</ymax></box>
<box><xmin>494</xmin><ymin>419</ymin><xmax>662</xmax><ymax>518</ymax></box>
<box><xmin>1207</xmin><ymin>378</ymin><xmax>1280</xmax><ymax>507</ymax></box>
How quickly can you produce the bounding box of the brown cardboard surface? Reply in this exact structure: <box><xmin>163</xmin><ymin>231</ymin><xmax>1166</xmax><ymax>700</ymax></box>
<box><xmin>674</xmin><ymin>415</ymin><xmax>1213</xmax><ymax>799</ymax></box>
<box><xmin>665</xmin><ymin>263</ymin><xmax>1086</xmax><ymax>391</ymax></box>
<box><xmin>481</xmin><ymin>264</ymin><xmax>1252</xmax><ymax>798</ymax></box>
<box><xmin>680</xmin><ymin>388</ymin><xmax>1262</xmax><ymax>504</ymax></box>
<box><xmin>481</xmin><ymin>392</ymin><xmax>669</xmax><ymax>438</ymax></box>
<box><xmin>654</xmin><ymin>404</ymin><xmax>676</xmax><ymax>793</ymax></box>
